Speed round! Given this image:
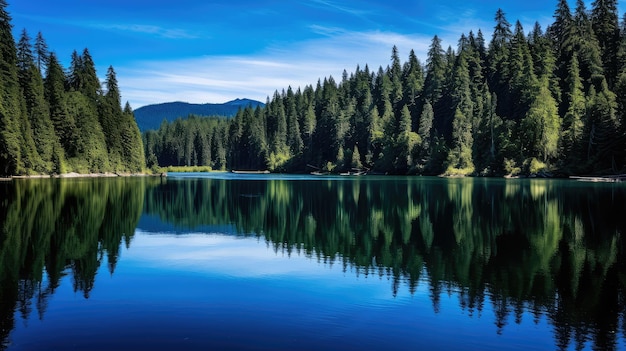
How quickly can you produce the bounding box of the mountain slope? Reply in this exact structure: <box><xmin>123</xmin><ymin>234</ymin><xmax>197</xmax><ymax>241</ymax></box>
<box><xmin>134</xmin><ymin>98</ymin><xmax>264</xmax><ymax>131</ymax></box>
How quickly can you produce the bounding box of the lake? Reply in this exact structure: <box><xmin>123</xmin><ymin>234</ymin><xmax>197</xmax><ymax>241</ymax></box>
<box><xmin>1</xmin><ymin>174</ymin><xmax>625</xmax><ymax>350</ymax></box>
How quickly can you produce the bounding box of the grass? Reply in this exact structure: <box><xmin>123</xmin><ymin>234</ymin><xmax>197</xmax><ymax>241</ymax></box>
<box><xmin>162</xmin><ymin>165</ymin><xmax>217</xmax><ymax>173</ymax></box>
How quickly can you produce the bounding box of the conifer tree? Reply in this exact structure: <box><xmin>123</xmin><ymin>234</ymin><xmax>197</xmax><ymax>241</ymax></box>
<box><xmin>0</xmin><ymin>1</ymin><xmax>26</xmax><ymax>174</ymax></box>
<box><xmin>423</xmin><ymin>36</ymin><xmax>446</xmax><ymax>105</ymax></box>
<box><xmin>66</xmin><ymin>50</ymin><xmax>83</xmax><ymax>91</ymax></box>
<box><xmin>488</xmin><ymin>9</ymin><xmax>512</xmax><ymax>118</ymax></box>
<box><xmin>551</xmin><ymin>0</ymin><xmax>574</xmax><ymax>57</ymax></box>
<box><xmin>99</xmin><ymin>65</ymin><xmax>125</xmax><ymax>170</ymax></box>
<box><xmin>572</xmin><ymin>0</ymin><xmax>605</xmax><ymax>87</ymax></box>
<box><xmin>402</xmin><ymin>49</ymin><xmax>424</xmax><ymax>110</ymax></box>
<box><xmin>17</xmin><ymin>29</ymin><xmax>56</xmax><ymax>173</ymax></box>
<box><xmin>80</xmin><ymin>49</ymin><xmax>101</xmax><ymax>100</ymax></box>
<box><xmin>521</xmin><ymin>77</ymin><xmax>561</xmax><ymax>163</ymax></box>
<box><xmin>562</xmin><ymin>55</ymin><xmax>586</xmax><ymax>168</ymax></box>
<box><xmin>389</xmin><ymin>46</ymin><xmax>403</xmax><ymax>107</ymax></box>
<box><xmin>285</xmin><ymin>86</ymin><xmax>303</xmax><ymax>155</ymax></box>
<box><xmin>584</xmin><ymin>79</ymin><xmax>619</xmax><ymax>171</ymax></box>
<box><xmin>447</xmin><ymin>52</ymin><xmax>474</xmax><ymax>174</ymax></box>
<box><xmin>120</xmin><ymin>102</ymin><xmax>145</xmax><ymax>172</ymax></box>
<box><xmin>591</xmin><ymin>0</ymin><xmax>620</xmax><ymax>87</ymax></box>
<box><xmin>508</xmin><ymin>21</ymin><xmax>537</xmax><ymax>120</ymax></box>
<box><xmin>45</xmin><ymin>53</ymin><xmax>78</xmax><ymax>157</ymax></box>
<box><xmin>34</xmin><ymin>31</ymin><xmax>48</xmax><ymax>74</ymax></box>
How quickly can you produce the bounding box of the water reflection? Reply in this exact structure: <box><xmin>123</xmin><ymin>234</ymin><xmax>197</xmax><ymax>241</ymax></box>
<box><xmin>1</xmin><ymin>176</ymin><xmax>625</xmax><ymax>350</ymax></box>
<box><xmin>0</xmin><ymin>178</ymin><xmax>148</xmax><ymax>349</ymax></box>
<box><xmin>145</xmin><ymin>176</ymin><xmax>626</xmax><ymax>350</ymax></box>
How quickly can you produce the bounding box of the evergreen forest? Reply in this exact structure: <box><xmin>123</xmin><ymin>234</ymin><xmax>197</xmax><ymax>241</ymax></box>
<box><xmin>145</xmin><ymin>0</ymin><xmax>626</xmax><ymax>176</ymax></box>
<box><xmin>0</xmin><ymin>1</ymin><xmax>145</xmax><ymax>176</ymax></box>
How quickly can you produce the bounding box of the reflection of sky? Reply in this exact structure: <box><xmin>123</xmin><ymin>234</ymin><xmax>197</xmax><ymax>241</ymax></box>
<box><xmin>9</xmin><ymin>231</ymin><xmax>559</xmax><ymax>351</ymax></box>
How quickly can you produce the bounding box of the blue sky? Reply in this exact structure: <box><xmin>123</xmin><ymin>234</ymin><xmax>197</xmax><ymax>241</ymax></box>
<box><xmin>9</xmin><ymin>0</ymin><xmax>625</xmax><ymax>108</ymax></box>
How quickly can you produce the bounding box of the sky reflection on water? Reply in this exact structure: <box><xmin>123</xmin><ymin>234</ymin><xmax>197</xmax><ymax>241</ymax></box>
<box><xmin>7</xmin><ymin>230</ymin><xmax>554</xmax><ymax>351</ymax></box>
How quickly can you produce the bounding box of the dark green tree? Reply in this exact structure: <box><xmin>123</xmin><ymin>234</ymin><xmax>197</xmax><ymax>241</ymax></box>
<box><xmin>561</xmin><ymin>55</ymin><xmax>587</xmax><ymax>171</ymax></box>
<box><xmin>45</xmin><ymin>53</ymin><xmax>77</xmax><ymax>158</ymax></box>
<box><xmin>591</xmin><ymin>0</ymin><xmax>620</xmax><ymax>88</ymax></box>
<box><xmin>423</xmin><ymin>36</ymin><xmax>447</xmax><ymax>105</ymax></box>
<box><xmin>16</xmin><ymin>29</ymin><xmax>57</xmax><ymax>173</ymax></box>
<box><xmin>34</xmin><ymin>31</ymin><xmax>47</xmax><ymax>74</ymax></box>
<box><xmin>0</xmin><ymin>2</ymin><xmax>28</xmax><ymax>174</ymax></box>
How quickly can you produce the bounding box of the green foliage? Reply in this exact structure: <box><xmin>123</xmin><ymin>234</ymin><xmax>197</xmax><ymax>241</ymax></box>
<box><xmin>6</xmin><ymin>1</ymin><xmax>626</xmax><ymax>176</ymax></box>
<box><xmin>524</xmin><ymin>157</ymin><xmax>548</xmax><ymax>174</ymax></box>
<box><xmin>0</xmin><ymin>4</ymin><xmax>147</xmax><ymax>176</ymax></box>
<box><xmin>164</xmin><ymin>165</ymin><xmax>213</xmax><ymax>173</ymax></box>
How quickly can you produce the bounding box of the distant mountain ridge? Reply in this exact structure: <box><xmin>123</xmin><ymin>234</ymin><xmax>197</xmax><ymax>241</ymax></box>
<box><xmin>134</xmin><ymin>98</ymin><xmax>264</xmax><ymax>131</ymax></box>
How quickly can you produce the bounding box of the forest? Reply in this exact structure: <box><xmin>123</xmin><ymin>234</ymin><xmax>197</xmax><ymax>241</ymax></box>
<box><xmin>145</xmin><ymin>0</ymin><xmax>626</xmax><ymax>176</ymax></box>
<box><xmin>0</xmin><ymin>1</ymin><xmax>145</xmax><ymax>176</ymax></box>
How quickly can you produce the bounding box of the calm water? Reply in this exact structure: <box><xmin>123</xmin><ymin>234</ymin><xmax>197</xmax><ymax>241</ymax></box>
<box><xmin>1</xmin><ymin>174</ymin><xmax>625</xmax><ymax>350</ymax></box>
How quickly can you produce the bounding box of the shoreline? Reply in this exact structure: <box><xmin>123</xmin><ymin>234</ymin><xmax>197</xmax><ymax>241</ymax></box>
<box><xmin>4</xmin><ymin>172</ymin><xmax>165</xmax><ymax>180</ymax></box>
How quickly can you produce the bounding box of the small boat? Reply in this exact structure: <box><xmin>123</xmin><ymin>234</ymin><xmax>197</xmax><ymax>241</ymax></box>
<box><xmin>231</xmin><ymin>170</ymin><xmax>270</xmax><ymax>174</ymax></box>
<box><xmin>310</xmin><ymin>171</ymin><xmax>330</xmax><ymax>176</ymax></box>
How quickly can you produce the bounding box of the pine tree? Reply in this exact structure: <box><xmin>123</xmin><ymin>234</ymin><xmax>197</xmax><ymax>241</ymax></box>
<box><xmin>591</xmin><ymin>0</ymin><xmax>620</xmax><ymax>88</ymax></box>
<box><xmin>423</xmin><ymin>36</ymin><xmax>446</xmax><ymax>105</ymax></box>
<box><xmin>402</xmin><ymin>49</ymin><xmax>424</xmax><ymax>109</ymax></box>
<box><xmin>0</xmin><ymin>2</ymin><xmax>26</xmax><ymax>174</ymax></box>
<box><xmin>65</xmin><ymin>91</ymin><xmax>109</xmax><ymax>172</ymax></box>
<box><xmin>17</xmin><ymin>29</ymin><xmax>56</xmax><ymax>173</ymax></box>
<box><xmin>120</xmin><ymin>102</ymin><xmax>145</xmax><ymax>172</ymax></box>
<box><xmin>389</xmin><ymin>46</ymin><xmax>403</xmax><ymax>107</ymax></box>
<box><xmin>488</xmin><ymin>9</ymin><xmax>513</xmax><ymax>118</ymax></box>
<box><xmin>34</xmin><ymin>31</ymin><xmax>48</xmax><ymax>74</ymax></box>
<box><xmin>530</xmin><ymin>22</ymin><xmax>561</xmax><ymax>105</ymax></box>
<box><xmin>66</xmin><ymin>50</ymin><xmax>83</xmax><ymax>91</ymax></box>
<box><xmin>584</xmin><ymin>79</ymin><xmax>619</xmax><ymax>171</ymax></box>
<box><xmin>507</xmin><ymin>21</ymin><xmax>537</xmax><ymax>120</ymax></box>
<box><xmin>572</xmin><ymin>0</ymin><xmax>605</xmax><ymax>87</ymax></box>
<box><xmin>80</xmin><ymin>49</ymin><xmax>101</xmax><ymax>100</ymax></box>
<box><xmin>351</xmin><ymin>145</ymin><xmax>362</xmax><ymax>169</ymax></box>
<box><xmin>416</xmin><ymin>100</ymin><xmax>434</xmax><ymax>173</ymax></box>
<box><xmin>45</xmin><ymin>53</ymin><xmax>77</xmax><ymax>158</ymax></box>
<box><xmin>99</xmin><ymin>65</ymin><xmax>125</xmax><ymax>170</ymax></box>
<box><xmin>392</xmin><ymin>104</ymin><xmax>420</xmax><ymax>173</ymax></box>
<box><xmin>562</xmin><ymin>55</ymin><xmax>586</xmax><ymax>170</ymax></box>
<box><xmin>446</xmin><ymin>52</ymin><xmax>474</xmax><ymax>174</ymax></box>
<box><xmin>521</xmin><ymin>77</ymin><xmax>561</xmax><ymax>163</ymax></box>
<box><xmin>551</xmin><ymin>0</ymin><xmax>574</xmax><ymax>57</ymax></box>
<box><xmin>285</xmin><ymin>86</ymin><xmax>303</xmax><ymax>155</ymax></box>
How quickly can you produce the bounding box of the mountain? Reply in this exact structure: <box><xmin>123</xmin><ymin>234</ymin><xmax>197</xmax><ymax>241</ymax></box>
<box><xmin>134</xmin><ymin>98</ymin><xmax>264</xmax><ymax>131</ymax></box>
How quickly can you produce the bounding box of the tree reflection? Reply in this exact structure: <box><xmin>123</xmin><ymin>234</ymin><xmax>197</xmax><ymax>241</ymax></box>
<box><xmin>0</xmin><ymin>177</ymin><xmax>147</xmax><ymax>349</ymax></box>
<box><xmin>144</xmin><ymin>177</ymin><xmax>626</xmax><ymax>351</ymax></box>
<box><xmin>1</xmin><ymin>176</ymin><xmax>625</xmax><ymax>350</ymax></box>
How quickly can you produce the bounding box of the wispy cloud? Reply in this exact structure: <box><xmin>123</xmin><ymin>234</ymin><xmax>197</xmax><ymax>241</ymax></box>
<box><xmin>91</xmin><ymin>23</ymin><xmax>201</xmax><ymax>39</ymax></box>
<box><xmin>119</xmin><ymin>28</ymin><xmax>432</xmax><ymax>108</ymax></box>
<box><xmin>13</xmin><ymin>13</ymin><xmax>200</xmax><ymax>40</ymax></box>
<box><xmin>306</xmin><ymin>0</ymin><xmax>371</xmax><ymax>18</ymax></box>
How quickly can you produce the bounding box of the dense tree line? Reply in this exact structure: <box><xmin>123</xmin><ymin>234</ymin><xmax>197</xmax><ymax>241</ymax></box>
<box><xmin>0</xmin><ymin>1</ymin><xmax>144</xmax><ymax>176</ymax></box>
<box><xmin>147</xmin><ymin>1</ymin><xmax>626</xmax><ymax>176</ymax></box>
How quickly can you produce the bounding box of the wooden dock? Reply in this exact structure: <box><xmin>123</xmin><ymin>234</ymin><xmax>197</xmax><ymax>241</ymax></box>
<box><xmin>570</xmin><ymin>174</ymin><xmax>626</xmax><ymax>183</ymax></box>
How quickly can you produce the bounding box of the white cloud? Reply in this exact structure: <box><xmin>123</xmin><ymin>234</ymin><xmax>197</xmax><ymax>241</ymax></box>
<box><xmin>118</xmin><ymin>29</ymin><xmax>433</xmax><ymax>108</ymax></box>
<box><xmin>129</xmin><ymin>231</ymin><xmax>333</xmax><ymax>277</ymax></box>
<box><xmin>91</xmin><ymin>23</ymin><xmax>201</xmax><ymax>39</ymax></box>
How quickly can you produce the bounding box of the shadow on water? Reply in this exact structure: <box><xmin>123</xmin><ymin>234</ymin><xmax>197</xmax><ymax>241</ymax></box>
<box><xmin>1</xmin><ymin>175</ymin><xmax>626</xmax><ymax>350</ymax></box>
